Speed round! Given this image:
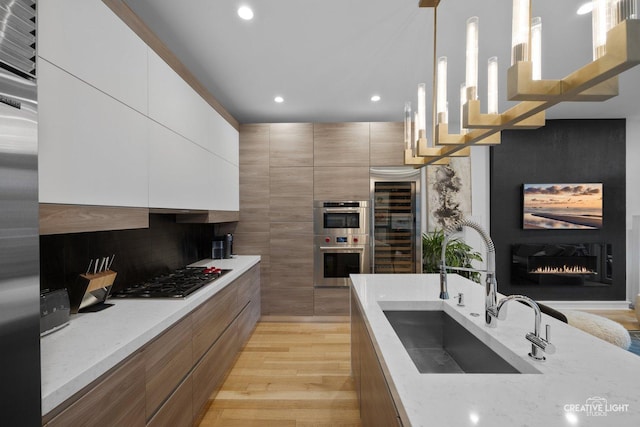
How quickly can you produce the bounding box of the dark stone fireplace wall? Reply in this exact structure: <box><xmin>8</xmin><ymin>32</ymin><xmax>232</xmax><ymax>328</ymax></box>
<box><xmin>490</xmin><ymin>119</ymin><xmax>626</xmax><ymax>300</ymax></box>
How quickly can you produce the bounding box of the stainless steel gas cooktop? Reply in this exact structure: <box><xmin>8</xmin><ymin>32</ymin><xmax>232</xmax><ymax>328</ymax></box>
<box><xmin>112</xmin><ymin>267</ymin><xmax>231</xmax><ymax>299</ymax></box>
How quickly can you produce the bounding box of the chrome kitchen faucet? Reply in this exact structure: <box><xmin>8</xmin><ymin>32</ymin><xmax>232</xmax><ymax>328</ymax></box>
<box><xmin>439</xmin><ymin>219</ymin><xmax>498</xmax><ymax>327</ymax></box>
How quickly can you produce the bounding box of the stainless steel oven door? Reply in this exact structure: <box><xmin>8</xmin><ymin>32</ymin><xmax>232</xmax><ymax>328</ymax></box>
<box><xmin>313</xmin><ymin>200</ymin><xmax>369</xmax><ymax>235</ymax></box>
<box><xmin>314</xmin><ymin>235</ymin><xmax>370</xmax><ymax>287</ymax></box>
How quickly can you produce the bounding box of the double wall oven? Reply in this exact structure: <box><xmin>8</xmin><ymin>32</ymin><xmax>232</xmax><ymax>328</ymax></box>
<box><xmin>313</xmin><ymin>201</ymin><xmax>370</xmax><ymax>287</ymax></box>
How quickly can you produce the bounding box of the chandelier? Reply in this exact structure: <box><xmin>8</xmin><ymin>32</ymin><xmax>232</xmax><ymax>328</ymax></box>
<box><xmin>405</xmin><ymin>0</ymin><xmax>640</xmax><ymax>166</ymax></box>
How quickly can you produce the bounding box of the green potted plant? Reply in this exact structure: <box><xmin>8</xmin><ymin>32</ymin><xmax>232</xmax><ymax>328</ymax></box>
<box><xmin>422</xmin><ymin>229</ymin><xmax>483</xmax><ymax>283</ymax></box>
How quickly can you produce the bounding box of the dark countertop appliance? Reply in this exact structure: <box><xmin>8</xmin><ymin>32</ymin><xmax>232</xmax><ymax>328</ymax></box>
<box><xmin>112</xmin><ymin>267</ymin><xmax>231</xmax><ymax>298</ymax></box>
<box><xmin>212</xmin><ymin>233</ymin><xmax>233</xmax><ymax>259</ymax></box>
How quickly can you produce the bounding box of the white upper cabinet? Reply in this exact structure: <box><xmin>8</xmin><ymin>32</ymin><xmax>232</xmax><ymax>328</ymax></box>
<box><xmin>149</xmin><ymin>121</ymin><xmax>217</xmax><ymax>210</ymax></box>
<box><xmin>38</xmin><ymin>60</ymin><xmax>149</xmax><ymax>207</ymax></box>
<box><xmin>38</xmin><ymin>0</ymin><xmax>148</xmax><ymax>114</ymax></box>
<box><xmin>148</xmin><ymin>51</ymin><xmax>238</xmax><ymax>165</ymax></box>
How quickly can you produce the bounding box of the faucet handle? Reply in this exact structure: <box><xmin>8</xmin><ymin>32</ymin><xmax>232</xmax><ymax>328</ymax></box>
<box><xmin>526</xmin><ymin>324</ymin><xmax>556</xmax><ymax>355</ymax></box>
<box><xmin>456</xmin><ymin>292</ymin><xmax>465</xmax><ymax>306</ymax></box>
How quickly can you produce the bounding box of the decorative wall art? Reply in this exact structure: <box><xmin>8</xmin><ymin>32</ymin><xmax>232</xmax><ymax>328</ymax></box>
<box><xmin>426</xmin><ymin>157</ymin><xmax>472</xmax><ymax>231</ymax></box>
<box><xmin>522</xmin><ymin>183</ymin><xmax>603</xmax><ymax>229</ymax></box>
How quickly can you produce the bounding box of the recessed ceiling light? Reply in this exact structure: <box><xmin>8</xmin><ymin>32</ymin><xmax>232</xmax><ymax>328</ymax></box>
<box><xmin>371</xmin><ymin>95</ymin><xmax>381</xmax><ymax>102</ymax></box>
<box><xmin>238</xmin><ymin>6</ymin><xmax>254</xmax><ymax>20</ymax></box>
<box><xmin>577</xmin><ymin>2</ymin><xmax>593</xmax><ymax>15</ymax></box>
<box><xmin>274</xmin><ymin>96</ymin><xmax>284</xmax><ymax>103</ymax></box>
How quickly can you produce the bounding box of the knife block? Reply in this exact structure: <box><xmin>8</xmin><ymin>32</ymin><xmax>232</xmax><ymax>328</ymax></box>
<box><xmin>69</xmin><ymin>270</ymin><xmax>117</xmax><ymax>314</ymax></box>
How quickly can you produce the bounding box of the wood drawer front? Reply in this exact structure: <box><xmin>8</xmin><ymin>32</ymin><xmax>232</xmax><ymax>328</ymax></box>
<box><xmin>192</xmin><ymin>283</ymin><xmax>238</xmax><ymax>362</ymax></box>
<box><xmin>146</xmin><ymin>375</ymin><xmax>193</xmax><ymax>427</ymax></box>
<box><xmin>237</xmin><ymin>301</ymin><xmax>257</xmax><ymax>347</ymax></box>
<box><xmin>236</xmin><ymin>266</ymin><xmax>257</xmax><ymax>310</ymax></box>
<box><xmin>47</xmin><ymin>353</ymin><xmax>146</xmax><ymax>427</ymax></box>
<box><xmin>192</xmin><ymin>320</ymin><xmax>240</xmax><ymax>421</ymax></box>
<box><xmin>144</xmin><ymin>316</ymin><xmax>193</xmax><ymax>419</ymax></box>
<box><xmin>314</xmin><ymin>287</ymin><xmax>350</xmax><ymax>316</ymax></box>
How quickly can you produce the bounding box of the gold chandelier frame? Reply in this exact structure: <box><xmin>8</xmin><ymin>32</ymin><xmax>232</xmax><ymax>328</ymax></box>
<box><xmin>406</xmin><ymin>0</ymin><xmax>640</xmax><ymax>166</ymax></box>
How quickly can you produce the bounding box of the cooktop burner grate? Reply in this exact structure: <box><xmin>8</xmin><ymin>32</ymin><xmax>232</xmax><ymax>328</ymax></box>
<box><xmin>112</xmin><ymin>267</ymin><xmax>231</xmax><ymax>299</ymax></box>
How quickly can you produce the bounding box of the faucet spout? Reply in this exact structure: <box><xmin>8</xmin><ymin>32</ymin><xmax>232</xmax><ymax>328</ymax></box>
<box><xmin>440</xmin><ymin>219</ymin><xmax>498</xmax><ymax>326</ymax></box>
<box><xmin>494</xmin><ymin>294</ymin><xmax>556</xmax><ymax>360</ymax></box>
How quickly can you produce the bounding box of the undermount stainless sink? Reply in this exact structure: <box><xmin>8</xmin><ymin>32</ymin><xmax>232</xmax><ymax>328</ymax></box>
<box><xmin>384</xmin><ymin>310</ymin><xmax>527</xmax><ymax>374</ymax></box>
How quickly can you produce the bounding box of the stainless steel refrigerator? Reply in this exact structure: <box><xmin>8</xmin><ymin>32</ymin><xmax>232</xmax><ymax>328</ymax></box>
<box><xmin>0</xmin><ymin>0</ymin><xmax>41</xmax><ymax>424</ymax></box>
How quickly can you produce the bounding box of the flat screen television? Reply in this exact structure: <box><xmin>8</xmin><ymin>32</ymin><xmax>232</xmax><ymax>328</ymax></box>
<box><xmin>522</xmin><ymin>183</ymin><xmax>603</xmax><ymax>230</ymax></box>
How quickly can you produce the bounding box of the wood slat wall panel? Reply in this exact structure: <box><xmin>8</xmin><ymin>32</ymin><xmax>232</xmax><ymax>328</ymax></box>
<box><xmin>269</xmin><ymin>123</ymin><xmax>313</xmax><ymax>167</ymax></box>
<box><xmin>39</xmin><ymin>204</ymin><xmax>149</xmax><ymax>235</ymax></box>
<box><xmin>314</xmin><ymin>122</ymin><xmax>370</xmax><ymax>167</ymax></box>
<box><xmin>314</xmin><ymin>166</ymin><xmax>371</xmax><ymax>201</ymax></box>
<box><xmin>370</xmin><ymin>122</ymin><xmax>405</xmax><ymax>166</ymax></box>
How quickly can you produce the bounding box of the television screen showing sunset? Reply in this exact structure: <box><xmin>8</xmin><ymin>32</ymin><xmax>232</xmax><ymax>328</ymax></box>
<box><xmin>523</xmin><ymin>183</ymin><xmax>603</xmax><ymax>229</ymax></box>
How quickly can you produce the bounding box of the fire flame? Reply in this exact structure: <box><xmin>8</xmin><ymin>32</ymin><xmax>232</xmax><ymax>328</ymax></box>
<box><xmin>530</xmin><ymin>265</ymin><xmax>594</xmax><ymax>274</ymax></box>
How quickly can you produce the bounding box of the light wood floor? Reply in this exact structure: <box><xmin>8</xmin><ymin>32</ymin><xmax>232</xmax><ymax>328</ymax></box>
<box><xmin>199</xmin><ymin>322</ymin><xmax>361</xmax><ymax>427</ymax></box>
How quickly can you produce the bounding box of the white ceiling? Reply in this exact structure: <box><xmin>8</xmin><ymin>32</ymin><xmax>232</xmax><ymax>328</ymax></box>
<box><xmin>124</xmin><ymin>0</ymin><xmax>640</xmax><ymax>126</ymax></box>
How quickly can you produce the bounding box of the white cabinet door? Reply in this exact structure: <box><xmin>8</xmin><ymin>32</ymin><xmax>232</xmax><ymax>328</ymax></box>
<box><xmin>38</xmin><ymin>0</ymin><xmax>148</xmax><ymax>114</ymax></box>
<box><xmin>38</xmin><ymin>60</ymin><xmax>149</xmax><ymax>207</ymax></box>
<box><xmin>148</xmin><ymin>51</ymin><xmax>238</xmax><ymax>165</ymax></box>
<box><xmin>148</xmin><ymin>121</ymin><xmax>239</xmax><ymax>211</ymax></box>
<box><xmin>148</xmin><ymin>121</ymin><xmax>214</xmax><ymax>210</ymax></box>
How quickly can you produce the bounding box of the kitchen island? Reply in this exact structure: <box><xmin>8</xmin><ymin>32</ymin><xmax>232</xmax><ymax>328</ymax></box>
<box><xmin>41</xmin><ymin>255</ymin><xmax>260</xmax><ymax>423</ymax></box>
<box><xmin>350</xmin><ymin>273</ymin><xmax>640</xmax><ymax>426</ymax></box>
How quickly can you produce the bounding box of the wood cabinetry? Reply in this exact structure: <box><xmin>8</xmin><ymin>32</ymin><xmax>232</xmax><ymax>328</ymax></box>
<box><xmin>146</xmin><ymin>376</ymin><xmax>193</xmax><ymax>427</ymax></box>
<box><xmin>314</xmin><ymin>123</ymin><xmax>370</xmax><ymax>167</ymax></box>
<box><xmin>144</xmin><ymin>316</ymin><xmax>193</xmax><ymax>419</ymax></box>
<box><xmin>351</xmin><ymin>288</ymin><xmax>403</xmax><ymax>427</ymax></box>
<box><xmin>44</xmin><ymin>266</ymin><xmax>260</xmax><ymax>427</ymax></box>
<box><xmin>370</xmin><ymin>122</ymin><xmax>405</xmax><ymax>167</ymax></box>
<box><xmin>314</xmin><ymin>166</ymin><xmax>371</xmax><ymax>201</ymax></box>
<box><xmin>192</xmin><ymin>318</ymin><xmax>240</xmax><ymax>421</ymax></box>
<box><xmin>47</xmin><ymin>353</ymin><xmax>146</xmax><ymax>427</ymax></box>
<box><xmin>314</xmin><ymin>287</ymin><xmax>350</xmax><ymax>316</ymax></box>
<box><xmin>192</xmin><ymin>281</ymin><xmax>239</xmax><ymax>362</ymax></box>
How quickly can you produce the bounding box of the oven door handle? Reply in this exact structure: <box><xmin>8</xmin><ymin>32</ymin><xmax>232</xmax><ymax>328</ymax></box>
<box><xmin>322</xmin><ymin>208</ymin><xmax>361</xmax><ymax>212</ymax></box>
<box><xmin>319</xmin><ymin>246</ymin><xmax>366</xmax><ymax>251</ymax></box>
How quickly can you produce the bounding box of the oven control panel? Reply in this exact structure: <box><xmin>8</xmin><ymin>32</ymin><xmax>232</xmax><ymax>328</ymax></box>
<box><xmin>322</xmin><ymin>235</ymin><xmax>364</xmax><ymax>245</ymax></box>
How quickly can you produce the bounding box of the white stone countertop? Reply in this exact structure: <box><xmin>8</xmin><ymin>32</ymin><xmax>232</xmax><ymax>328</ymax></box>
<box><xmin>40</xmin><ymin>255</ymin><xmax>260</xmax><ymax>416</ymax></box>
<box><xmin>350</xmin><ymin>273</ymin><xmax>640</xmax><ymax>427</ymax></box>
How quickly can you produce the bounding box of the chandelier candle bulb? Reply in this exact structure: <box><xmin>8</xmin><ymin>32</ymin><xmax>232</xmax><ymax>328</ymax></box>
<box><xmin>592</xmin><ymin>0</ymin><xmax>615</xmax><ymax>59</ymax></box>
<box><xmin>417</xmin><ymin>83</ymin><xmax>427</xmax><ymax>134</ymax></box>
<box><xmin>531</xmin><ymin>17</ymin><xmax>542</xmax><ymax>80</ymax></box>
<box><xmin>404</xmin><ymin>102</ymin><xmax>412</xmax><ymax>152</ymax></box>
<box><xmin>413</xmin><ymin>111</ymin><xmax>419</xmax><ymax>150</ymax></box>
<box><xmin>466</xmin><ymin>17</ymin><xmax>479</xmax><ymax>100</ymax></box>
<box><xmin>437</xmin><ymin>56</ymin><xmax>448</xmax><ymax>124</ymax></box>
<box><xmin>460</xmin><ymin>83</ymin><xmax>468</xmax><ymax>134</ymax></box>
<box><xmin>487</xmin><ymin>57</ymin><xmax>499</xmax><ymax>114</ymax></box>
<box><xmin>511</xmin><ymin>0</ymin><xmax>531</xmax><ymax>65</ymax></box>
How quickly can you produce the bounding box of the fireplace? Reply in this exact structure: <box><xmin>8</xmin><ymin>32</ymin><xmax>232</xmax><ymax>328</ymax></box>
<box><xmin>511</xmin><ymin>243</ymin><xmax>612</xmax><ymax>286</ymax></box>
